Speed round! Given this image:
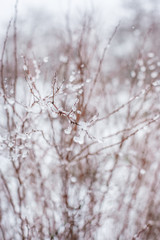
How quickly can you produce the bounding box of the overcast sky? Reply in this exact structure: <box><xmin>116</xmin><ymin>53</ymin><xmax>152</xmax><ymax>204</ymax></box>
<box><xmin>1</xmin><ymin>0</ymin><xmax>159</xmax><ymax>37</ymax></box>
<box><xmin>1</xmin><ymin>0</ymin><xmax>123</xmax><ymax>21</ymax></box>
<box><xmin>0</xmin><ymin>0</ymin><xmax>125</xmax><ymax>29</ymax></box>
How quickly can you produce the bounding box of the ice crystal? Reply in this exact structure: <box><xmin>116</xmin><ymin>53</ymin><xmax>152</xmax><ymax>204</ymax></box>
<box><xmin>59</xmin><ymin>55</ymin><xmax>68</xmax><ymax>63</ymax></box>
<box><xmin>151</xmin><ymin>71</ymin><xmax>158</xmax><ymax>79</ymax></box>
<box><xmin>64</xmin><ymin>126</ymin><xmax>72</xmax><ymax>135</ymax></box>
<box><xmin>77</xmin><ymin>110</ymin><xmax>81</xmax><ymax>115</ymax></box>
<box><xmin>149</xmin><ymin>64</ymin><xmax>156</xmax><ymax>70</ymax></box>
<box><xmin>148</xmin><ymin>52</ymin><xmax>154</xmax><ymax>58</ymax></box>
<box><xmin>73</xmin><ymin>131</ymin><xmax>85</xmax><ymax>144</ymax></box>
<box><xmin>69</xmin><ymin>75</ymin><xmax>76</xmax><ymax>82</ymax></box>
<box><xmin>23</xmin><ymin>65</ymin><xmax>28</xmax><ymax>71</ymax></box>
<box><xmin>43</xmin><ymin>57</ymin><xmax>48</xmax><ymax>63</ymax></box>
<box><xmin>140</xmin><ymin>169</ymin><xmax>146</xmax><ymax>175</ymax></box>
<box><xmin>131</xmin><ymin>71</ymin><xmax>136</xmax><ymax>78</ymax></box>
<box><xmin>152</xmin><ymin>80</ymin><xmax>160</xmax><ymax>86</ymax></box>
<box><xmin>86</xmin><ymin>78</ymin><xmax>91</xmax><ymax>83</ymax></box>
<box><xmin>71</xmin><ymin>176</ymin><xmax>77</xmax><ymax>183</ymax></box>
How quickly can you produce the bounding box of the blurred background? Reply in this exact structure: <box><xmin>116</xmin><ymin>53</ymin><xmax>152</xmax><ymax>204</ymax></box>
<box><xmin>1</xmin><ymin>0</ymin><xmax>160</xmax><ymax>240</ymax></box>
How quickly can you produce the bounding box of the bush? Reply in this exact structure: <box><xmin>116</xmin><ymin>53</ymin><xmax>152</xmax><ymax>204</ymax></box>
<box><xmin>1</xmin><ymin>1</ymin><xmax>160</xmax><ymax>239</ymax></box>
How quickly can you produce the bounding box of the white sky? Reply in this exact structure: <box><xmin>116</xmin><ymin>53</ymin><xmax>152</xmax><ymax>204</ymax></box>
<box><xmin>0</xmin><ymin>0</ymin><xmax>158</xmax><ymax>40</ymax></box>
<box><xmin>0</xmin><ymin>0</ymin><xmax>130</xmax><ymax>52</ymax></box>
<box><xmin>0</xmin><ymin>0</ymin><xmax>124</xmax><ymax>27</ymax></box>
